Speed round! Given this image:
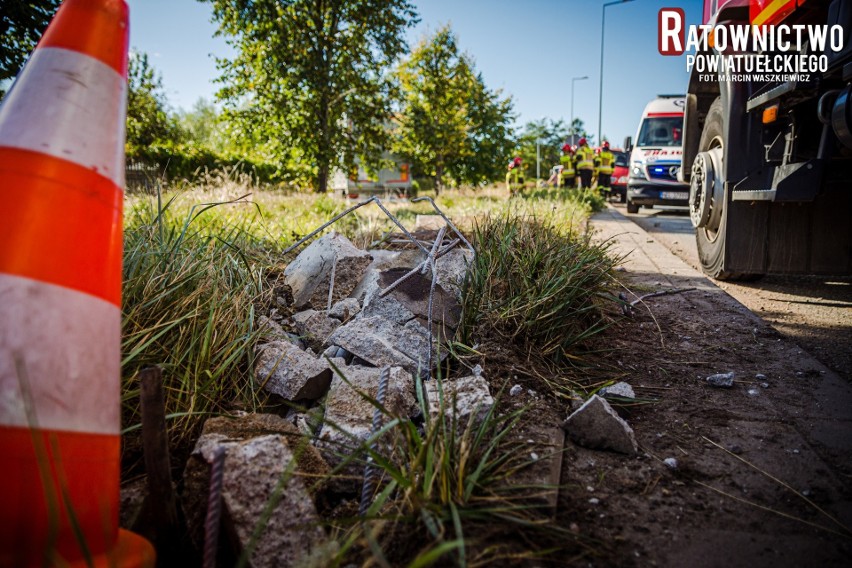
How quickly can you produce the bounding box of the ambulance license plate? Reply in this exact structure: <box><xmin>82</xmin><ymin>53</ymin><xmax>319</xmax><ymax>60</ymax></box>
<box><xmin>660</xmin><ymin>191</ymin><xmax>688</xmax><ymax>200</ymax></box>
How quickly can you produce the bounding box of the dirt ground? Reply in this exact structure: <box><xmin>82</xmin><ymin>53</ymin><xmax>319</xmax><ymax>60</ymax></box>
<box><xmin>534</xmin><ymin>209</ymin><xmax>852</xmax><ymax>567</ymax></box>
<box><xmin>625</xmin><ymin>205</ymin><xmax>852</xmax><ymax>385</ymax></box>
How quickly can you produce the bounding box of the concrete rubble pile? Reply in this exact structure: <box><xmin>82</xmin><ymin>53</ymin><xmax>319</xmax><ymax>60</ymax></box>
<box><xmin>183</xmin><ymin>224</ymin><xmax>500</xmax><ymax>566</ymax></box>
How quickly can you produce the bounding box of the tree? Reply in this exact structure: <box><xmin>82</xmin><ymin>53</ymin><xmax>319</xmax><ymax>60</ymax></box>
<box><xmin>126</xmin><ymin>50</ymin><xmax>180</xmax><ymax>157</ymax></box>
<box><xmin>568</xmin><ymin>118</ymin><xmax>593</xmax><ymax>144</ymax></box>
<box><xmin>176</xmin><ymin>97</ymin><xmax>229</xmax><ymax>153</ymax></box>
<box><xmin>515</xmin><ymin>118</ymin><xmax>570</xmax><ymax>181</ymax></box>
<box><xmin>393</xmin><ymin>26</ymin><xmax>514</xmax><ymax>193</ymax></box>
<box><xmin>0</xmin><ymin>0</ymin><xmax>61</xmax><ymax>96</ymax></box>
<box><xmin>205</xmin><ymin>0</ymin><xmax>418</xmax><ymax>192</ymax></box>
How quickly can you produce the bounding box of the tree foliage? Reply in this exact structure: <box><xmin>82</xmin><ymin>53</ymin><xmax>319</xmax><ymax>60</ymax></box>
<box><xmin>515</xmin><ymin>118</ymin><xmax>570</xmax><ymax>181</ymax></box>
<box><xmin>393</xmin><ymin>26</ymin><xmax>514</xmax><ymax>192</ymax></box>
<box><xmin>0</xmin><ymin>0</ymin><xmax>61</xmax><ymax>96</ymax></box>
<box><xmin>175</xmin><ymin>97</ymin><xmax>229</xmax><ymax>153</ymax></box>
<box><xmin>126</xmin><ymin>50</ymin><xmax>180</xmax><ymax>156</ymax></box>
<box><xmin>205</xmin><ymin>0</ymin><xmax>418</xmax><ymax>192</ymax></box>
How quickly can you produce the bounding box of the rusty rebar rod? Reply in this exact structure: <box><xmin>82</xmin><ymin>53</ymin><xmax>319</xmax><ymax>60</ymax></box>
<box><xmin>411</xmin><ymin>196</ymin><xmax>476</xmax><ymax>256</ymax></box>
<box><xmin>203</xmin><ymin>445</ymin><xmax>227</xmax><ymax>568</ymax></box>
<box><xmin>359</xmin><ymin>367</ymin><xmax>390</xmax><ymax>516</ymax></box>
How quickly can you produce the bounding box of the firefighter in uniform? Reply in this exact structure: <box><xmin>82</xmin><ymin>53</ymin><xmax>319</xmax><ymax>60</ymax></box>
<box><xmin>596</xmin><ymin>140</ymin><xmax>615</xmax><ymax>198</ymax></box>
<box><xmin>558</xmin><ymin>143</ymin><xmax>576</xmax><ymax>189</ymax></box>
<box><xmin>575</xmin><ymin>137</ymin><xmax>595</xmax><ymax>189</ymax></box>
<box><xmin>506</xmin><ymin>156</ymin><xmax>524</xmax><ymax>196</ymax></box>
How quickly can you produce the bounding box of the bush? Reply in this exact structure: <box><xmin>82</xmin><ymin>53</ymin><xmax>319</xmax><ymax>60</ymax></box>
<box><xmin>127</xmin><ymin>141</ymin><xmax>281</xmax><ymax>187</ymax></box>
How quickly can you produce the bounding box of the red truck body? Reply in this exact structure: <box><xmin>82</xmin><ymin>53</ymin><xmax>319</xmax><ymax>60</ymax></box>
<box><xmin>680</xmin><ymin>0</ymin><xmax>852</xmax><ymax>279</ymax></box>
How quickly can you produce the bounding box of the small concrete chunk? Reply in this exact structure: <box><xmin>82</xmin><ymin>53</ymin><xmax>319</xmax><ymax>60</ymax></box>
<box><xmin>284</xmin><ymin>232</ymin><xmax>372</xmax><ymax>309</ymax></box>
<box><xmin>426</xmin><ymin>375</ymin><xmax>494</xmax><ymax>430</ymax></box>
<box><xmin>329</xmin><ymin>297</ymin><xmax>361</xmax><ymax>321</ymax></box>
<box><xmin>434</xmin><ymin>248</ymin><xmax>473</xmax><ymax>301</ymax></box>
<box><xmin>292</xmin><ymin>309</ymin><xmax>341</xmax><ymax>351</ymax></box>
<box><xmin>257</xmin><ymin>315</ymin><xmax>287</xmax><ymax>340</ymax></box>
<box><xmin>183</xmin><ymin>414</ymin><xmax>328</xmax><ymax>568</ymax></box>
<box><xmin>317</xmin><ymin>365</ymin><xmax>417</xmax><ymax>476</ymax></box>
<box><xmin>255</xmin><ymin>341</ymin><xmax>332</xmax><ymax>401</ymax></box>
<box><xmin>601</xmin><ymin>381</ymin><xmax>635</xmax><ymax>399</ymax></box>
<box><xmin>561</xmin><ymin>395</ymin><xmax>638</xmax><ymax>455</ymax></box>
<box><xmin>706</xmin><ymin>372</ymin><xmax>735</xmax><ymax>388</ymax></box>
<box><xmin>374</xmin><ymin>269</ymin><xmax>461</xmax><ymax>333</ymax></box>
<box><xmin>328</xmin><ymin>315</ymin><xmax>434</xmax><ymax>375</ymax></box>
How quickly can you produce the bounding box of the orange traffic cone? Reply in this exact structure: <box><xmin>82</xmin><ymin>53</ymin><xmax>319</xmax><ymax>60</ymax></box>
<box><xmin>0</xmin><ymin>0</ymin><xmax>154</xmax><ymax>565</ymax></box>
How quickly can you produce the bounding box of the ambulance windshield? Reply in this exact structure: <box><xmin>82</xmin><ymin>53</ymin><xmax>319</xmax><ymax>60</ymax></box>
<box><xmin>637</xmin><ymin>116</ymin><xmax>683</xmax><ymax>147</ymax></box>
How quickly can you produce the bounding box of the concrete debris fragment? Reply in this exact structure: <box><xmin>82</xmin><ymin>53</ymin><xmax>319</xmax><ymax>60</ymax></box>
<box><xmin>257</xmin><ymin>315</ymin><xmax>287</xmax><ymax>339</ymax></box>
<box><xmin>316</xmin><ymin>366</ymin><xmax>417</xmax><ymax>485</ymax></box>
<box><xmin>372</xmin><ymin>268</ymin><xmax>461</xmax><ymax>333</ymax></box>
<box><xmin>255</xmin><ymin>341</ymin><xmax>332</xmax><ymax>401</ymax></box>
<box><xmin>284</xmin><ymin>232</ymin><xmax>372</xmax><ymax>309</ymax></box>
<box><xmin>561</xmin><ymin>395</ymin><xmax>638</xmax><ymax>455</ymax></box>
<box><xmin>183</xmin><ymin>414</ymin><xmax>328</xmax><ymax>568</ymax></box>
<box><xmin>425</xmin><ymin>375</ymin><xmax>494</xmax><ymax>430</ymax></box>
<box><xmin>706</xmin><ymin>372</ymin><xmax>735</xmax><ymax>388</ymax></box>
<box><xmin>329</xmin><ymin>297</ymin><xmax>361</xmax><ymax>321</ymax></box>
<box><xmin>349</xmin><ymin>249</ymin><xmax>425</xmax><ymax>302</ymax></box>
<box><xmin>663</xmin><ymin>457</ymin><xmax>679</xmax><ymax>470</ymax></box>
<box><xmin>509</xmin><ymin>384</ymin><xmax>523</xmax><ymax>396</ymax></box>
<box><xmin>600</xmin><ymin>381</ymin><xmax>636</xmax><ymax>399</ymax></box>
<box><xmin>328</xmin><ymin>315</ymin><xmax>434</xmax><ymax>375</ymax></box>
<box><xmin>433</xmin><ymin>248</ymin><xmax>473</xmax><ymax>300</ymax></box>
<box><xmin>292</xmin><ymin>309</ymin><xmax>341</xmax><ymax>351</ymax></box>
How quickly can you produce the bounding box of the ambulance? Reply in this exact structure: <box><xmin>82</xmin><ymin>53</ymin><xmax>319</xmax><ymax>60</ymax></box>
<box><xmin>626</xmin><ymin>95</ymin><xmax>690</xmax><ymax>213</ymax></box>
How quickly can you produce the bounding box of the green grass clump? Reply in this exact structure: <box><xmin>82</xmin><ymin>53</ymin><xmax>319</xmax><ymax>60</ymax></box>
<box><xmin>311</xmin><ymin>373</ymin><xmax>574</xmax><ymax>567</ymax></box>
<box><xmin>121</xmin><ymin>195</ymin><xmax>271</xmax><ymax>448</ymax></box>
<box><xmin>460</xmin><ymin>209</ymin><xmax>617</xmax><ymax>363</ymax></box>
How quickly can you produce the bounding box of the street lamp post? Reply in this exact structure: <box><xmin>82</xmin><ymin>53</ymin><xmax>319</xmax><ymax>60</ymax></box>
<box><xmin>571</xmin><ymin>75</ymin><xmax>588</xmax><ymax>144</ymax></box>
<box><xmin>598</xmin><ymin>0</ymin><xmax>634</xmax><ymax>145</ymax></box>
<box><xmin>536</xmin><ymin>139</ymin><xmax>540</xmax><ymax>183</ymax></box>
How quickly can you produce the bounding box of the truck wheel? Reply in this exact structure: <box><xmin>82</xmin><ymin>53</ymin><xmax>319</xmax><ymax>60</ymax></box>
<box><xmin>626</xmin><ymin>201</ymin><xmax>639</xmax><ymax>214</ymax></box>
<box><xmin>693</xmin><ymin>98</ymin><xmax>762</xmax><ymax>281</ymax></box>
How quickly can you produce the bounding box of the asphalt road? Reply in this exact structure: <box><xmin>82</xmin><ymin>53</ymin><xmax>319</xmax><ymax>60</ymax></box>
<box><xmin>615</xmin><ymin>202</ymin><xmax>852</xmax><ymax>383</ymax></box>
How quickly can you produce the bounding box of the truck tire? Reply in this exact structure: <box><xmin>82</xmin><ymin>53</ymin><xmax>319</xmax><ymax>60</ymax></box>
<box><xmin>694</xmin><ymin>98</ymin><xmax>762</xmax><ymax>281</ymax></box>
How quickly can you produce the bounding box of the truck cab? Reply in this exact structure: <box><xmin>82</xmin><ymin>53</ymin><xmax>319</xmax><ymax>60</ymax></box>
<box><xmin>626</xmin><ymin>96</ymin><xmax>691</xmax><ymax>214</ymax></box>
<box><xmin>680</xmin><ymin>0</ymin><xmax>852</xmax><ymax>279</ymax></box>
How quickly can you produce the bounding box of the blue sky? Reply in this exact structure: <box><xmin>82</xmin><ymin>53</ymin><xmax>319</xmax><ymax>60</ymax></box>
<box><xmin>127</xmin><ymin>0</ymin><xmax>702</xmax><ymax>147</ymax></box>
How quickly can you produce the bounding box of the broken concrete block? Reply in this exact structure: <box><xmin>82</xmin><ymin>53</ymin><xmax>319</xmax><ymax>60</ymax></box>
<box><xmin>349</xmin><ymin>249</ymin><xmax>425</xmax><ymax>302</ymax></box>
<box><xmin>426</xmin><ymin>375</ymin><xmax>494</xmax><ymax>430</ymax></box>
<box><xmin>183</xmin><ymin>417</ymin><xmax>328</xmax><ymax>568</ymax></box>
<box><xmin>316</xmin><ymin>366</ymin><xmax>417</xmax><ymax>482</ymax></box>
<box><xmin>329</xmin><ymin>297</ymin><xmax>361</xmax><ymax>321</ymax></box>
<box><xmin>328</xmin><ymin>315</ymin><xmax>434</xmax><ymax>375</ymax></box>
<box><xmin>292</xmin><ymin>309</ymin><xmax>341</xmax><ymax>352</ymax></box>
<box><xmin>600</xmin><ymin>381</ymin><xmax>635</xmax><ymax>399</ymax></box>
<box><xmin>255</xmin><ymin>341</ymin><xmax>332</xmax><ymax>401</ymax></box>
<box><xmin>257</xmin><ymin>315</ymin><xmax>287</xmax><ymax>339</ymax></box>
<box><xmin>284</xmin><ymin>232</ymin><xmax>372</xmax><ymax>309</ymax></box>
<box><xmin>561</xmin><ymin>395</ymin><xmax>638</xmax><ymax>455</ymax></box>
<box><xmin>374</xmin><ymin>268</ymin><xmax>461</xmax><ymax>333</ymax></box>
<box><xmin>706</xmin><ymin>372</ymin><xmax>735</xmax><ymax>388</ymax></box>
<box><xmin>434</xmin><ymin>248</ymin><xmax>473</xmax><ymax>301</ymax></box>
